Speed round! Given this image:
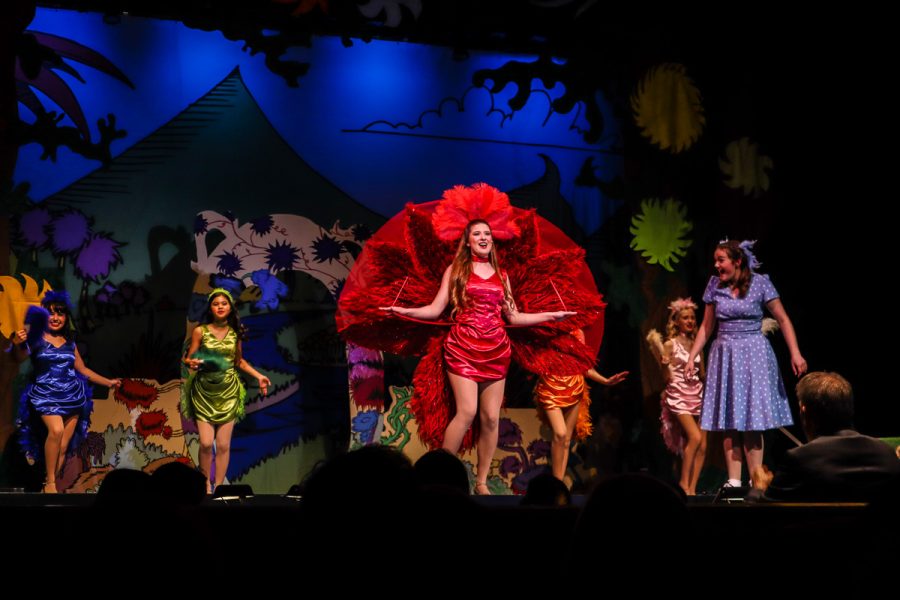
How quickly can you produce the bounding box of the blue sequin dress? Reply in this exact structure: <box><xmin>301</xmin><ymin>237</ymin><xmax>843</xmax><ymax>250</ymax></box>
<box><xmin>16</xmin><ymin>337</ymin><xmax>92</xmax><ymax>462</ymax></box>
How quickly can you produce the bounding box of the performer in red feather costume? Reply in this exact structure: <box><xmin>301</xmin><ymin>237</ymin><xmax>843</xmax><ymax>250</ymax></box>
<box><xmin>337</xmin><ymin>183</ymin><xmax>605</xmax><ymax>494</ymax></box>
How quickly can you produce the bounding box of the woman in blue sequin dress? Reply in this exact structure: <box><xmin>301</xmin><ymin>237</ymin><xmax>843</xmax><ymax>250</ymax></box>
<box><xmin>12</xmin><ymin>291</ymin><xmax>120</xmax><ymax>493</ymax></box>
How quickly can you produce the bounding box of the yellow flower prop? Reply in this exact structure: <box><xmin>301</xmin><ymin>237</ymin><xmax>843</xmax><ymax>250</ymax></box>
<box><xmin>631</xmin><ymin>63</ymin><xmax>705</xmax><ymax>154</ymax></box>
<box><xmin>720</xmin><ymin>137</ymin><xmax>774</xmax><ymax>196</ymax></box>
<box><xmin>0</xmin><ymin>274</ymin><xmax>53</xmax><ymax>338</ymax></box>
<box><xmin>629</xmin><ymin>198</ymin><xmax>693</xmax><ymax>272</ymax></box>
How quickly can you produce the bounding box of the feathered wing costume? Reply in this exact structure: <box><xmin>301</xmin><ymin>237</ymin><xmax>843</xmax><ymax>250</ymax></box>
<box><xmin>337</xmin><ymin>184</ymin><xmax>605</xmax><ymax>450</ymax></box>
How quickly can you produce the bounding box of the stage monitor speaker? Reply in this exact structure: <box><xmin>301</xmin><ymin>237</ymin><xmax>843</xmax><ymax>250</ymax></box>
<box><xmin>212</xmin><ymin>484</ymin><xmax>254</xmax><ymax>500</ymax></box>
<box><xmin>713</xmin><ymin>484</ymin><xmax>750</xmax><ymax>504</ymax></box>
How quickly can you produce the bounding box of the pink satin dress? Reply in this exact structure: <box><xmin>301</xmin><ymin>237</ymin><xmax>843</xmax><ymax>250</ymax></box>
<box><xmin>664</xmin><ymin>341</ymin><xmax>703</xmax><ymax>415</ymax></box>
<box><xmin>444</xmin><ymin>271</ymin><xmax>512</xmax><ymax>382</ymax></box>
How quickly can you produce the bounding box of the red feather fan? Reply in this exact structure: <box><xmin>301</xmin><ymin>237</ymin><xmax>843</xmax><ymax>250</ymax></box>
<box><xmin>338</xmin><ymin>184</ymin><xmax>604</xmax><ymax>450</ymax></box>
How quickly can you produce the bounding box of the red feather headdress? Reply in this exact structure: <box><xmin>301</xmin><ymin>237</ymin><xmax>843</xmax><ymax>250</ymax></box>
<box><xmin>431</xmin><ymin>183</ymin><xmax>521</xmax><ymax>241</ymax></box>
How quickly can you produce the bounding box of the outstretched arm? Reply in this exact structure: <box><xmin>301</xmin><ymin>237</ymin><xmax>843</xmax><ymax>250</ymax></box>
<box><xmin>505</xmin><ymin>309</ymin><xmax>577</xmax><ymax>326</ymax></box>
<box><xmin>381</xmin><ymin>266</ymin><xmax>452</xmax><ymax>321</ymax></box>
<box><xmin>74</xmin><ymin>346</ymin><xmax>120</xmax><ymax>388</ymax></box>
<box><xmin>587</xmin><ymin>369</ymin><xmax>629</xmax><ymax>386</ymax></box>
<box><xmin>502</xmin><ymin>274</ymin><xmax>575</xmax><ymax>325</ymax></box>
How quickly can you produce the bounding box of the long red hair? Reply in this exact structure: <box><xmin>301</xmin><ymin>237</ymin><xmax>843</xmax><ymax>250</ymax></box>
<box><xmin>449</xmin><ymin>220</ymin><xmax>513</xmax><ymax>316</ymax></box>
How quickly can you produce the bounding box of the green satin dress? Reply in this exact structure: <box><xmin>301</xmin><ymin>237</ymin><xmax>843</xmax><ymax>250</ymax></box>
<box><xmin>180</xmin><ymin>325</ymin><xmax>247</xmax><ymax>424</ymax></box>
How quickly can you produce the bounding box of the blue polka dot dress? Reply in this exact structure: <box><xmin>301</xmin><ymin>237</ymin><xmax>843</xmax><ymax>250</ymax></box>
<box><xmin>699</xmin><ymin>273</ymin><xmax>793</xmax><ymax>431</ymax></box>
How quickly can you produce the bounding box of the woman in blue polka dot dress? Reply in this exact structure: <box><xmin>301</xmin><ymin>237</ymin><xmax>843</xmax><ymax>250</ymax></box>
<box><xmin>686</xmin><ymin>240</ymin><xmax>807</xmax><ymax>488</ymax></box>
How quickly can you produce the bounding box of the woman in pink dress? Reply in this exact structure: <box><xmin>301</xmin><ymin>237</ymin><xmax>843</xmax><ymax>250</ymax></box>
<box><xmin>648</xmin><ymin>298</ymin><xmax>706</xmax><ymax>495</ymax></box>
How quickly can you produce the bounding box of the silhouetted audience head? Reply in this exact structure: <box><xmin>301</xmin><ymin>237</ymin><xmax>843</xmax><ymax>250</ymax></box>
<box><xmin>298</xmin><ymin>445</ymin><xmax>417</xmax><ymax>571</ymax></box>
<box><xmin>94</xmin><ymin>468</ymin><xmax>154</xmax><ymax>507</ymax></box>
<box><xmin>414</xmin><ymin>449</ymin><xmax>469</xmax><ymax>495</ymax></box>
<box><xmin>302</xmin><ymin>445</ymin><xmax>415</xmax><ymax>515</ymax></box>
<box><xmin>522</xmin><ymin>472</ymin><xmax>572</xmax><ymax>506</ymax></box>
<box><xmin>573</xmin><ymin>474</ymin><xmax>688</xmax><ymax>586</ymax></box>
<box><xmin>796</xmin><ymin>371</ymin><xmax>854</xmax><ymax>438</ymax></box>
<box><xmin>151</xmin><ymin>460</ymin><xmax>207</xmax><ymax>506</ymax></box>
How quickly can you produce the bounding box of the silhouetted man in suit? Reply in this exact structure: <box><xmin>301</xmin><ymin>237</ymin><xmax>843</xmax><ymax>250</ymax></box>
<box><xmin>751</xmin><ymin>371</ymin><xmax>900</xmax><ymax>502</ymax></box>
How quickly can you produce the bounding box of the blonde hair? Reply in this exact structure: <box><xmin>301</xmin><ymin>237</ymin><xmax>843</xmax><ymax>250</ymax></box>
<box><xmin>666</xmin><ymin>306</ymin><xmax>697</xmax><ymax>341</ymax></box>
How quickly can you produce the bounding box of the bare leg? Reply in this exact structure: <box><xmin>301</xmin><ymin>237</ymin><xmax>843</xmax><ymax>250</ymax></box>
<box><xmin>213</xmin><ymin>421</ymin><xmax>235</xmax><ymax>486</ymax></box>
<box><xmin>676</xmin><ymin>413</ymin><xmax>705</xmax><ymax>495</ymax></box>
<box><xmin>691</xmin><ymin>423</ymin><xmax>708</xmax><ymax>494</ymax></box>
<box><xmin>474</xmin><ymin>378</ymin><xmax>506</xmax><ymax>494</ymax></box>
<box><xmin>723</xmin><ymin>430</ymin><xmax>743</xmax><ymax>484</ymax></box>
<box><xmin>743</xmin><ymin>431</ymin><xmax>763</xmax><ymax>474</ymax></box>
<box><xmin>545</xmin><ymin>403</ymin><xmax>581</xmax><ymax>481</ymax></box>
<box><xmin>55</xmin><ymin>415</ymin><xmax>79</xmax><ymax>489</ymax></box>
<box><xmin>197</xmin><ymin>420</ymin><xmax>215</xmax><ymax>493</ymax></box>
<box><xmin>443</xmin><ymin>372</ymin><xmax>478</xmax><ymax>454</ymax></box>
<box><xmin>41</xmin><ymin>415</ymin><xmax>64</xmax><ymax>493</ymax></box>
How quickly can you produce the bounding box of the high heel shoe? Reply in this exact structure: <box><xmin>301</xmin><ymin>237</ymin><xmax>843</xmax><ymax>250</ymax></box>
<box><xmin>42</xmin><ymin>481</ymin><xmax>57</xmax><ymax>494</ymax></box>
<box><xmin>473</xmin><ymin>481</ymin><xmax>490</xmax><ymax>496</ymax></box>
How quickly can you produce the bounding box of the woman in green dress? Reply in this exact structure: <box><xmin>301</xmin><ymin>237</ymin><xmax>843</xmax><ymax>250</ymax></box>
<box><xmin>182</xmin><ymin>289</ymin><xmax>271</xmax><ymax>492</ymax></box>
